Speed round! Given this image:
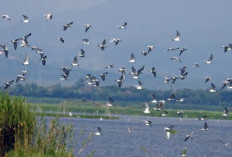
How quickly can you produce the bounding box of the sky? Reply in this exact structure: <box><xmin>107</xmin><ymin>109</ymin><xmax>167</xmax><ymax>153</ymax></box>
<box><xmin>0</xmin><ymin>0</ymin><xmax>232</xmax><ymax>90</ymax></box>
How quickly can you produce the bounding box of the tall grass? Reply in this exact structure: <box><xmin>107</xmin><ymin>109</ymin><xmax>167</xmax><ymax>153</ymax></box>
<box><xmin>0</xmin><ymin>93</ymin><xmax>75</xmax><ymax>157</ymax></box>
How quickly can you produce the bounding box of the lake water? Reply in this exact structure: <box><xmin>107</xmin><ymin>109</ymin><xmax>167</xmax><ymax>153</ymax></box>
<box><xmin>46</xmin><ymin>115</ymin><xmax>232</xmax><ymax>157</ymax></box>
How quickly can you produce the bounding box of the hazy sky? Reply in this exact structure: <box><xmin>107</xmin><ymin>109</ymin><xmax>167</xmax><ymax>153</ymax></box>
<box><xmin>0</xmin><ymin>0</ymin><xmax>232</xmax><ymax>89</ymax></box>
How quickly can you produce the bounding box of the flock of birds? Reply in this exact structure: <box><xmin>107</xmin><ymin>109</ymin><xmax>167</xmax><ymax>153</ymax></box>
<box><xmin>1</xmin><ymin>13</ymin><xmax>232</xmax><ymax>156</ymax></box>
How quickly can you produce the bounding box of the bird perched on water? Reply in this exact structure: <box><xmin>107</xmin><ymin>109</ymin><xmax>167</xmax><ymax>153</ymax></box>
<box><xmin>44</xmin><ymin>13</ymin><xmax>52</xmax><ymax>20</ymax></box>
<box><xmin>181</xmin><ymin>147</ymin><xmax>188</xmax><ymax>157</ymax></box>
<box><xmin>21</xmin><ymin>15</ymin><xmax>30</xmax><ymax>23</ymax></box>
<box><xmin>217</xmin><ymin>140</ymin><xmax>230</xmax><ymax>147</ymax></box>
<box><xmin>95</xmin><ymin>127</ymin><xmax>102</xmax><ymax>136</ymax></box>
<box><xmin>98</xmin><ymin>39</ymin><xmax>107</xmax><ymax>50</ymax></box>
<box><xmin>63</xmin><ymin>21</ymin><xmax>73</xmax><ymax>31</ymax></box>
<box><xmin>4</xmin><ymin>80</ymin><xmax>14</xmax><ymax>89</ymax></box>
<box><xmin>205</xmin><ymin>53</ymin><xmax>213</xmax><ymax>64</ymax></box>
<box><xmin>117</xmin><ymin>22</ymin><xmax>127</xmax><ymax>29</ymax></box>
<box><xmin>2</xmin><ymin>14</ymin><xmax>10</xmax><ymax>20</ymax></box>
<box><xmin>172</xmin><ymin>30</ymin><xmax>181</xmax><ymax>41</ymax></box>
<box><xmin>84</xmin><ymin>24</ymin><xmax>91</xmax><ymax>32</ymax></box>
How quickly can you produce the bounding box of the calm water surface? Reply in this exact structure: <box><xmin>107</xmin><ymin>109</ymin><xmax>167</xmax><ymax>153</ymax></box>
<box><xmin>46</xmin><ymin>115</ymin><xmax>232</xmax><ymax>157</ymax></box>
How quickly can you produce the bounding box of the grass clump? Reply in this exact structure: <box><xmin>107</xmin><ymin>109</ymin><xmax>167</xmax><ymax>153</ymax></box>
<box><xmin>0</xmin><ymin>92</ymin><xmax>74</xmax><ymax>157</ymax></box>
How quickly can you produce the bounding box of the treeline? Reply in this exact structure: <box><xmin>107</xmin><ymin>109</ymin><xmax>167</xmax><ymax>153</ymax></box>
<box><xmin>4</xmin><ymin>82</ymin><xmax>232</xmax><ymax>107</ymax></box>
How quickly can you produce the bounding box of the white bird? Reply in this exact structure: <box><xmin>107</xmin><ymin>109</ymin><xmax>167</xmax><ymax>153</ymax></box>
<box><xmin>71</xmin><ymin>56</ymin><xmax>78</xmax><ymax>66</ymax></box>
<box><xmin>222</xmin><ymin>107</ymin><xmax>229</xmax><ymax>117</ymax></box>
<box><xmin>171</xmin><ymin>56</ymin><xmax>182</xmax><ymax>62</ymax></box>
<box><xmin>44</xmin><ymin>13</ymin><xmax>52</xmax><ymax>20</ymax></box>
<box><xmin>106</xmin><ymin>97</ymin><xmax>114</xmax><ymax>107</ymax></box>
<box><xmin>150</xmin><ymin>94</ymin><xmax>157</xmax><ymax>104</ymax></box>
<box><xmin>57</xmin><ymin>37</ymin><xmax>64</xmax><ymax>43</ymax></box>
<box><xmin>218</xmin><ymin>140</ymin><xmax>230</xmax><ymax>147</ymax></box>
<box><xmin>109</xmin><ymin>38</ymin><xmax>121</xmax><ymax>45</ymax></box>
<box><xmin>205</xmin><ymin>53</ymin><xmax>213</xmax><ymax>64</ymax></box>
<box><xmin>2</xmin><ymin>14</ymin><xmax>10</xmax><ymax>20</ymax></box>
<box><xmin>172</xmin><ymin>30</ymin><xmax>181</xmax><ymax>41</ymax></box>
<box><xmin>22</xmin><ymin>54</ymin><xmax>30</xmax><ymax>65</ymax></box>
<box><xmin>134</xmin><ymin>80</ymin><xmax>143</xmax><ymax>90</ymax></box>
<box><xmin>184</xmin><ymin>131</ymin><xmax>194</xmax><ymax>141</ymax></box>
<box><xmin>84</xmin><ymin>24</ymin><xmax>91</xmax><ymax>32</ymax></box>
<box><xmin>209</xmin><ymin>83</ymin><xmax>216</xmax><ymax>93</ymax></box>
<box><xmin>82</xmin><ymin>39</ymin><xmax>90</xmax><ymax>45</ymax></box>
<box><xmin>63</xmin><ymin>21</ymin><xmax>73</xmax><ymax>31</ymax></box>
<box><xmin>98</xmin><ymin>39</ymin><xmax>107</xmax><ymax>50</ymax></box>
<box><xmin>143</xmin><ymin>120</ymin><xmax>152</xmax><ymax>126</ymax></box>
<box><xmin>222</xmin><ymin>44</ymin><xmax>232</xmax><ymax>53</ymax></box>
<box><xmin>117</xmin><ymin>22</ymin><xmax>127</xmax><ymax>29</ymax></box>
<box><xmin>16</xmin><ymin>75</ymin><xmax>26</xmax><ymax>83</ymax></box>
<box><xmin>193</xmin><ymin>63</ymin><xmax>200</xmax><ymax>68</ymax></box>
<box><xmin>147</xmin><ymin>45</ymin><xmax>155</xmax><ymax>53</ymax></box>
<box><xmin>78</xmin><ymin>49</ymin><xmax>86</xmax><ymax>57</ymax></box>
<box><xmin>164</xmin><ymin>125</ymin><xmax>175</xmax><ymax>140</ymax></box>
<box><xmin>95</xmin><ymin>127</ymin><xmax>102</xmax><ymax>136</ymax></box>
<box><xmin>148</xmin><ymin>67</ymin><xmax>157</xmax><ymax>78</ymax></box>
<box><xmin>105</xmin><ymin>64</ymin><xmax>114</xmax><ymax>69</ymax></box>
<box><xmin>201</xmin><ymin>122</ymin><xmax>209</xmax><ymax>131</ymax></box>
<box><xmin>129</xmin><ymin>53</ymin><xmax>136</xmax><ymax>63</ymax></box>
<box><xmin>21</xmin><ymin>15</ymin><xmax>30</xmax><ymax>23</ymax></box>
<box><xmin>144</xmin><ymin>102</ymin><xmax>150</xmax><ymax>114</ymax></box>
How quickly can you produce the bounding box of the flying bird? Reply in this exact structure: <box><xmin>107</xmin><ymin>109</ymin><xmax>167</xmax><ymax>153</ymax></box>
<box><xmin>2</xmin><ymin>14</ymin><xmax>10</xmax><ymax>20</ymax></box>
<box><xmin>40</xmin><ymin>54</ymin><xmax>47</xmax><ymax>66</ymax></box>
<box><xmin>106</xmin><ymin>97</ymin><xmax>114</xmax><ymax>107</ymax></box>
<box><xmin>148</xmin><ymin>67</ymin><xmax>157</xmax><ymax>77</ymax></box>
<box><xmin>134</xmin><ymin>80</ymin><xmax>143</xmax><ymax>90</ymax></box>
<box><xmin>57</xmin><ymin>37</ymin><xmax>64</xmax><ymax>43</ymax></box>
<box><xmin>109</xmin><ymin>38</ymin><xmax>121</xmax><ymax>45</ymax></box>
<box><xmin>98</xmin><ymin>39</ymin><xmax>107</xmax><ymax>50</ymax></box>
<box><xmin>78</xmin><ymin>49</ymin><xmax>86</xmax><ymax>57</ymax></box>
<box><xmin>99</xmin><ymin>72</ymin><xmax>108</xmax><ymax>81</ymax></box>
<box><xmin>22</xmin><ymin>54</ymin><xmax>30</xmax><ymax>65</ymax></box>
<box><xmin>184</xmin><ymin>131</ymin><xmax>194</xmax><ymax>141</ymax></box>
<box><xmin>82</xmin><ymin>39</ymin><xmax>90</xmax><ymax>45</ymax></box>
<box><xmin>144</xmin><ymin>102</ymin><xmax>150</xmax><ymax>114</ymax></box>
<box><xmin>143</xmin><ymin>120</ymin><xmax>152</xmax><ymax>126</ymax></box>
<box><xmin>147</xmin><ymin>45</ymin><xmax>155</xmax><ymax>53</ymax></box>
<box><xmin>44</xmin><ymin>13</ymin><xmax>52</xmax><ymax>20</ymax></box>
<box><xmin>21</xmin><ymin>15</ymin><xmax>30</xmax><ymax>23</ymax></box>
<box><xmin>11</xmin><ymin>39</ymin><xmax>20</xmax><ymax>50</ymax></box>
<box><xmin>201</xmin><ymin>122</ymin><xmax>209</xmax><ymax>131</ymax></box>
<box><xmin>204</xmin><ymin>76</ymin><xmax>211</xmax><ymax>83</ymax></box>
<box><xmin>129</xmin><ymin>53</ymin><xmax>136</xmax><ymax>63</ymax></box>
<box><xmin>205</xmin><ymin>53</ymin><xmax>213</xmax><ymax>64</ymax></box>
<box><xmin>209</xmin><ymin>83</ymin><xmax>216</xmax><ymax>93</ymax></box>
<box><xmin>0</xmin><ymin>45</ymin><xmax>9</xmax><ymax>58</ymax></box>
<box><xmin>172</xmin><ymin>30</ymin><xmax>181</xmax><ymax>41</ymax></box>
<box><xmin>63</xmin><ymin>21</ymin><xmax>73</xmax><ymax>31</ymax></box>
<box><xmin>95</xmin><ymin>127</ymin><xmax>102</xmax><ymax>136</ymax></box>
<box><xmin>71</xmin><ymin>56</ymin><xmax>78</xmax><ymax>66</ymax></box>
<box><xmin>117</xmin><ymin>22</ymin><xmax>127</xmax><ymax>29</ymax></box>
<box><xmin>84</xmin><ymin>24</ymin><xmax>91</xmax><ymax>32</ymax></box>
<box><xmin>222</xmin><ymin>44</ymin><xmax>232</xmax><ymax>53</ymax></box>
<box><xmin>171</xmin><ymin>56</ymin><xmax>182</xmax><ymax>63</ymax></box>
<box><xmin>4</xmin><ymin>80</ymin><xmax>14</xmax><ymax>89</ymax></box>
